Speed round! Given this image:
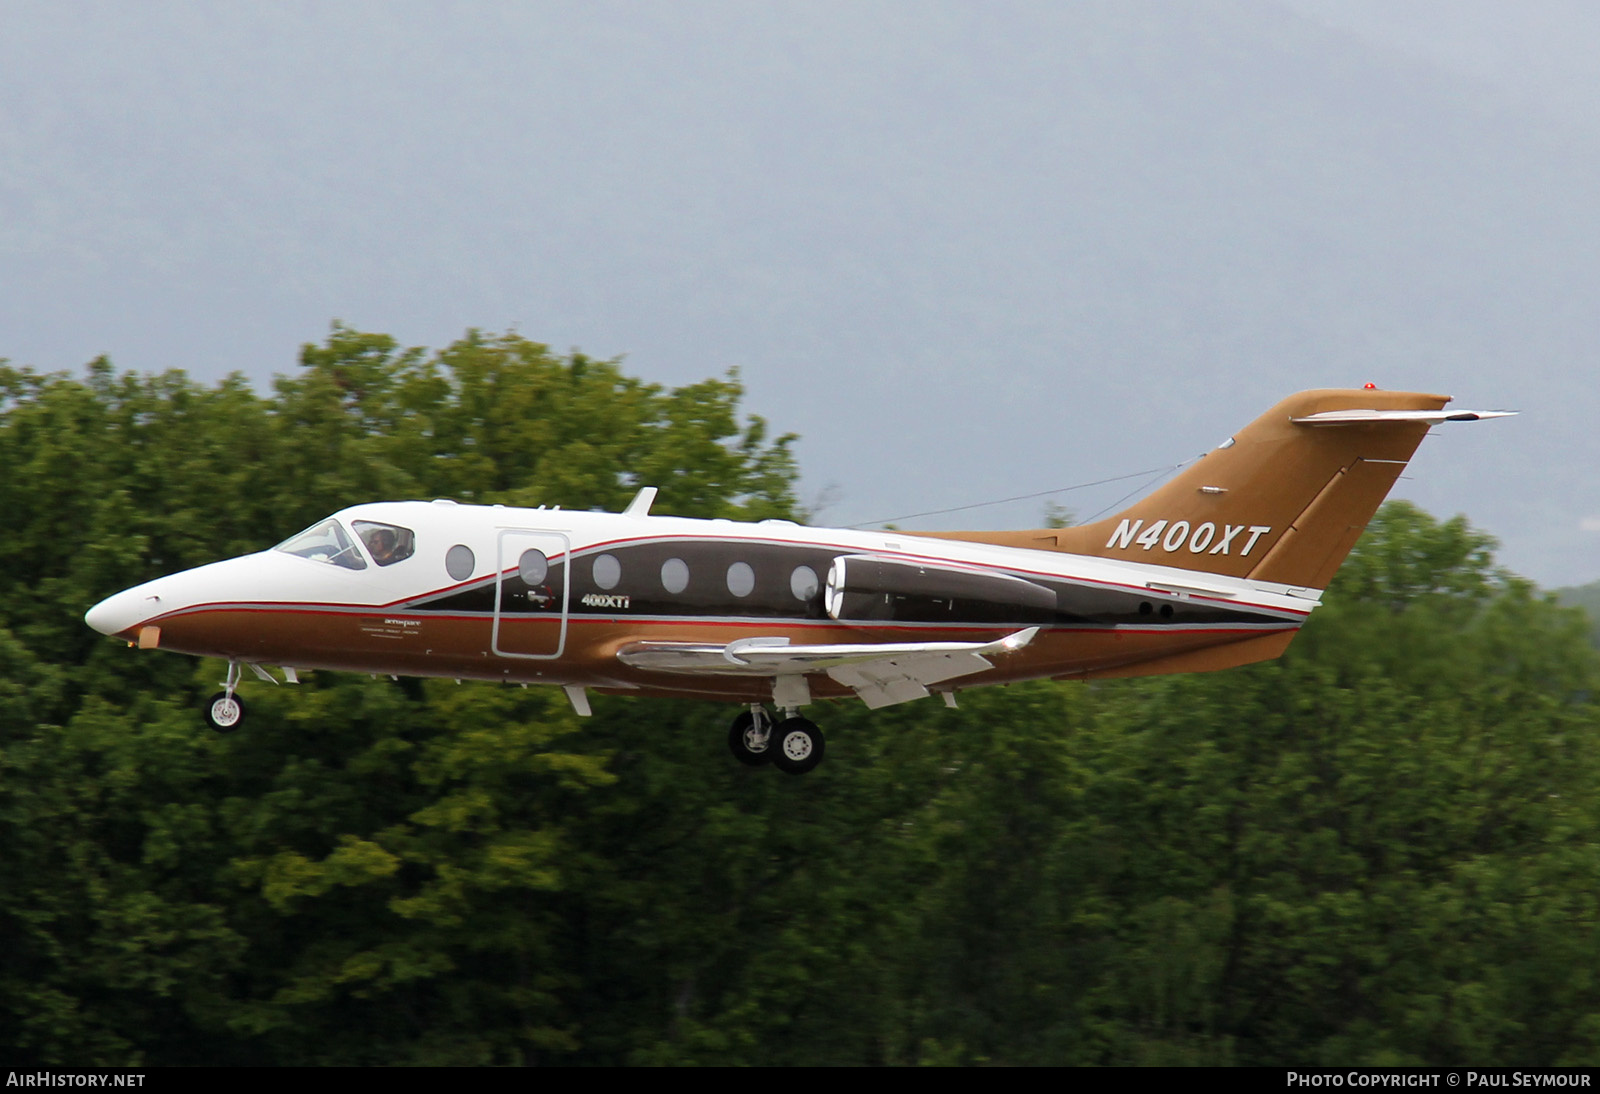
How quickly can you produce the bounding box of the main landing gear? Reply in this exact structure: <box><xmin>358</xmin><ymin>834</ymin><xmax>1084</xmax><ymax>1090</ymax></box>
<box><xmin>203</xmin><ymin>661</ymin><xmax>246</xmax><ymax>732</ymax></box>
<box><xmin>727</xmin><ymin>704</ymin><xmax>826</xmax><ymax>775</ymax></box>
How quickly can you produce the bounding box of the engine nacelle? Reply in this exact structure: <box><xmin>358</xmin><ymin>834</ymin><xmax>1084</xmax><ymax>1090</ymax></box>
<box><xmin>824</xmin><ymin>554</ymin><xmax>1058</xmax><ymax>624</ymax></box>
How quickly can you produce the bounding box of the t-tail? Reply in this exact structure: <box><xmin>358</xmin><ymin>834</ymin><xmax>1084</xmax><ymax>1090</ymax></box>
<box><xmin>927</xmin><ymin>389</ymin><xmax>1511</xmax><ymax>590</ymax></box>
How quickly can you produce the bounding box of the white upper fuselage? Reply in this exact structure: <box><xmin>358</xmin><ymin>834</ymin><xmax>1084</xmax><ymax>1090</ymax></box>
<box><xmin>88</xmin><ymin>499</ymin><xmax>1315</xmax><ymax>628</ymax></box>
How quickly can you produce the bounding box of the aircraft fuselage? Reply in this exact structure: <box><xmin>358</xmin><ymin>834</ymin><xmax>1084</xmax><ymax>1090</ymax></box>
<box><xmin>86</xmin><ymin>497</ymin><xmax>1312</xmax><ymax>702</ymax></box>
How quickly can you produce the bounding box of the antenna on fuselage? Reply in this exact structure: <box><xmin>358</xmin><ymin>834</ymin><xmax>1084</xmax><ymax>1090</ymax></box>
<box><xmin>622</xmin><ymin>486</ymin><xmax>658</xmax><ymax>517</ymax></box>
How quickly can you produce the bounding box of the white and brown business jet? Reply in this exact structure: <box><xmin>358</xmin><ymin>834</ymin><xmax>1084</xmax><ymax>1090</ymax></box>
<box><xmin>86</xmin><ymin>388</ymin><xmax>1509</xmax><ymax>774</ymax></box>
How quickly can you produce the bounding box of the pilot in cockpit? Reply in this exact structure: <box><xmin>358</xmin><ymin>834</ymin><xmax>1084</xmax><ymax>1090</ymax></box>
<box><xmin>352</xmin><ymin>520</ymin><xmax>415</xmax><ymax>568</ymax></box>
<box><xmin>366</xmin><ymin>528</ymin><xmax>400</xmax><ymax>566</ymax></box>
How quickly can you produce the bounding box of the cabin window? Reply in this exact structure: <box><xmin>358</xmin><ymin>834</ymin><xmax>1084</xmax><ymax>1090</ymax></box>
<box><xmin>790</xmin><ymin>565</ymin><xmax>819</xmax><ymax>601</ymax></box>
<box><xmin>661</xmin><ymin>557</ymin><xmax>689</xmax><ymax>594</ymax></box>
<box><xmin>353</xmin><ymin>521</ymin><xmax>415</xmax><ymax>567</ymax></box>
<box><xmin>593</xmin><ymin>553</ymin><xmax>622</xmax><ymax>590</ymax></box>
<box><xmin>446</xmin><ymin>545</ymin><xmax>475</xmax><ymax>582</ymax></box>
<box><xmin>519</xmin><ymin>548</ymin><xmax>549</xmax><ymax>585</ymax></box>
<box><xmin>274</xmin><ymin>519</ymin><xmax>367</xmax><ymax>571</ymax></box>
<box><xmin>726</xmin><ymin>561</ymin><xmax>755</xmax><ymax>598</ymax></box>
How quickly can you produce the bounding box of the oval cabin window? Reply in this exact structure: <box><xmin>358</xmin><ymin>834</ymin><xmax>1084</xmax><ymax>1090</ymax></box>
<box><xmin>445</xmin><ymin>545</ymin><xmax>475</xmax><ymax>582</ymax></box>
<box><xmin>519</xmin><ymin>548</ymin><xmax>549</xmax><ymax>585</ymax></box>
<box><xmin>726</xmin><ymin>561</ymin><xmax>755</xmax><ymax>598</ymax></box>
<box><xmin>661</xmin><ymin>557</ymin><xmax>689</xmax><ymax>594</ymax></box>
<box><xmin>593</xmin><ymin>554</ymin><xmax>622</xmax><ymax>590</ymax></box>
<box><xmin>790</xmin><ymin>565</ymin><xmax>819</xmax><ymax>601</ymax></box>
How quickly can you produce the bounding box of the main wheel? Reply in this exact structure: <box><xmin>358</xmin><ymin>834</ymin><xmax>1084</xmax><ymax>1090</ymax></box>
<box><xmin>771</xmin><ymin>717</ymin><xmax>825</xmax><ymax>775</ymax></box>
<box><xmin>204</xmin><ymin>691</ymin><xmax>245</xmax><ymax>733</ymax></box>
<box><xmin>728</xmin><ymin>709</ymin><xmax>774</xmax><ymax>766</ymax></box>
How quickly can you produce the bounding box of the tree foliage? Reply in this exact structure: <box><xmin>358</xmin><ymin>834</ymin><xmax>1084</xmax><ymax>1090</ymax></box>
<box><xmin>3</xmin><ymin>334</ymin><xmax>1599</xmax><ymax>1065</ymax></box>
<box><xmin>1553</xmin><ymin>578</ymin><xmax>1600</xmax><ymax>649</ymax></box>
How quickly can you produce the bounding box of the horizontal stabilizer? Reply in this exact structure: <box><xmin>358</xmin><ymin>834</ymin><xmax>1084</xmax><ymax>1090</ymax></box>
<box><xmin>1291</xmin><ymin>408</ymin><xmax>1515</xmax><ymax>426</ymax></box>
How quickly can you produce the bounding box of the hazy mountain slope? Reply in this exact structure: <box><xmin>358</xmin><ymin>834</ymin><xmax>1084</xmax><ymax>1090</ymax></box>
<box><xmin>1</xmin><ymin>1</ymin><xmax>1595</xmax><ymax>581</ymax></box>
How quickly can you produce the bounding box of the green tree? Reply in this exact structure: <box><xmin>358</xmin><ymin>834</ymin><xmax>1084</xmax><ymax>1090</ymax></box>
<box><xmin>7</xmin><ymin>332</ymin><xmax>1600</xmax><ymax>1068</ymax></box>
<box><xmin>1048</xmin><ymin>505</ymin><xmax>1600</xmax><ymax>1064</ymax></box>
<box><xmin>276</xmin><ymin>325</ymin><xmax>798</xmax><ymax>519</ymax></box>
<box><xmin>0</xmin><ymin>331</ymin><xmax>802</xmax><ymax>1064</ymax></box>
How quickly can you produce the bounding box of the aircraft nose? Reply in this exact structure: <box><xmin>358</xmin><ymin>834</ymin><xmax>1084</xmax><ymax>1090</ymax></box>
<box><xmin>84</xmin><ymin>586</ymin><xmax>163</xmax><ymax>638</ymax></box>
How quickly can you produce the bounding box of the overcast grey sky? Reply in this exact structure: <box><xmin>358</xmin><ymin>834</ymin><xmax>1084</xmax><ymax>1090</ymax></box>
<box><xmin>3</xmin><ymin>1</ymin><xmax>1596</xmax><ymax>585</ymax></box>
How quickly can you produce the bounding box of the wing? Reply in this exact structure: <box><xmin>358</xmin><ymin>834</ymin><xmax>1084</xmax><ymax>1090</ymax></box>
<box><xmin>616</xmin><ymin>627</ymin><xmax>1039</xmax><ymax>709</ymax></box>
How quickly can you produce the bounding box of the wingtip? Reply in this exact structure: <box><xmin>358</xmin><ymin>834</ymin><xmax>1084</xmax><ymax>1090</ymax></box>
<box><xmin>1445</xmin><ymin>410</ymin><xmax>1517</xmax><ymax>422</ymax></box>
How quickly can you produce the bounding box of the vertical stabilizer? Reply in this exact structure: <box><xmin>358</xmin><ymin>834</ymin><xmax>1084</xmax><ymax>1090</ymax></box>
<box><xmin>925</xmin><ymin>389</ymin><xmax>1480</xmax><ymax>589</ymax></box>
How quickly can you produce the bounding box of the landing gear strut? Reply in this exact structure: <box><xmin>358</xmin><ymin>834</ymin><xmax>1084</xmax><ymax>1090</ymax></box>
<box><xmin>203</xmin><ymin>661</ymin><xmax>246</xmax><ymax>732</ymax></box>
<box><xmin>728</xmin><ymin>705</ymin><xmax>774</xmax><ymax>766</ymax></box>
<box><xmin>727</xmin><ymin>706</ymin><xmax>826</xmax><ymax>775</ymax></box>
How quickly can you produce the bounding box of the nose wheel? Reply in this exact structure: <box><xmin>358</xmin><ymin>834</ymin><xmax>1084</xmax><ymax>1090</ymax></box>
<box><xmin>204</xmin><ymin>691</ymin><xmax>246</xmax><ymax>732</ymax></box>
<box><xmin>203</xmin><ymin>661</ymin><xmax>246</xmax><ymax>732</ymax></box>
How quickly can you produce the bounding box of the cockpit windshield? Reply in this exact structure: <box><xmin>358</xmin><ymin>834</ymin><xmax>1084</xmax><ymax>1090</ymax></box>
<box><xmin>274</xmin><ymin>519</ymin><xmax>368</xmax><ymax>570</ymax></box>
<box><xmin>353</xmin><ymin>520</ymin><xmax>416</xmax><ymax>567</ymax></box>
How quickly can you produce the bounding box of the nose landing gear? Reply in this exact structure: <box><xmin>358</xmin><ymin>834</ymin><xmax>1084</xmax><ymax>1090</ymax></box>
<box><xmin>203</xmin><ymin>661</ymin><xmax>246</xmax><ymax>732</ymax></box>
